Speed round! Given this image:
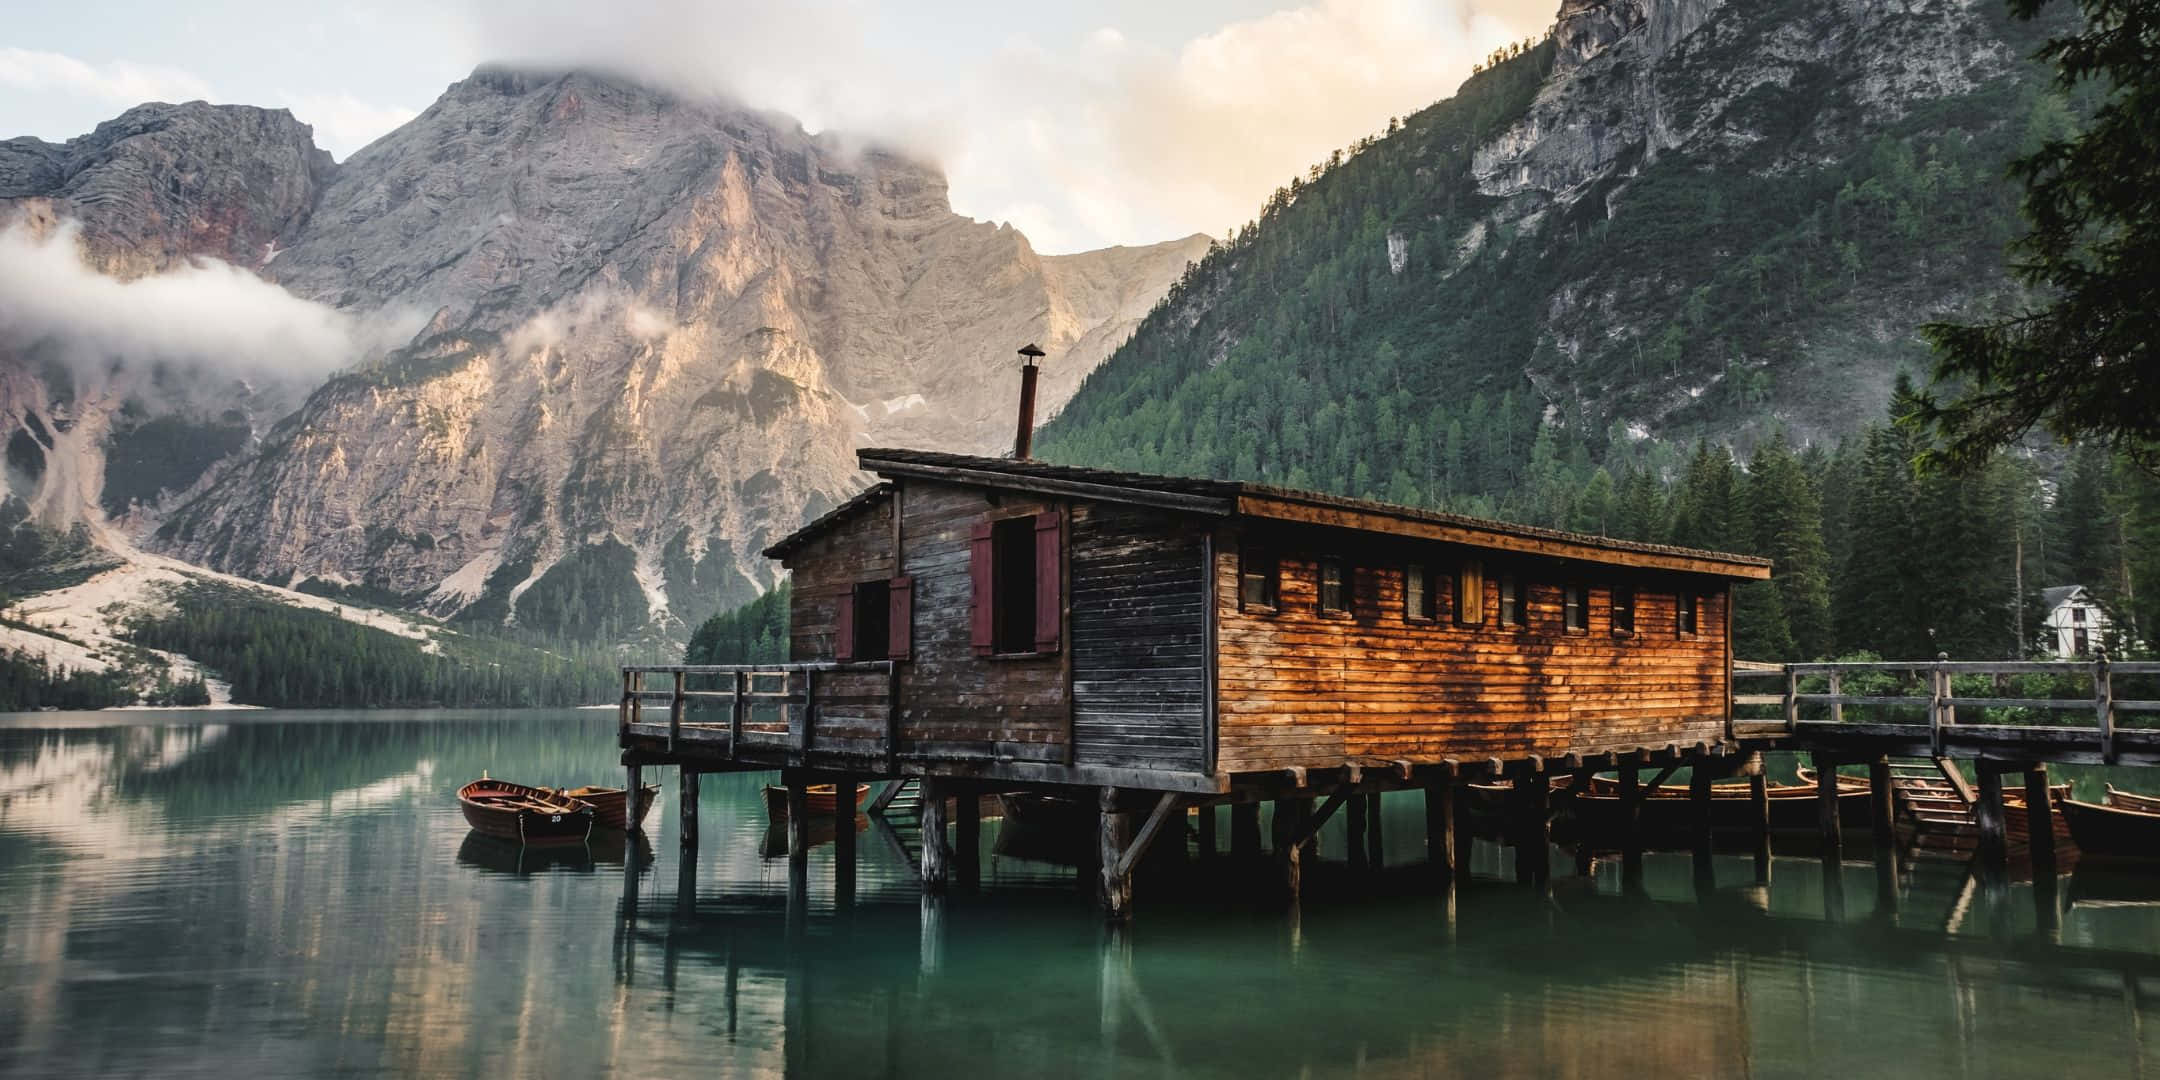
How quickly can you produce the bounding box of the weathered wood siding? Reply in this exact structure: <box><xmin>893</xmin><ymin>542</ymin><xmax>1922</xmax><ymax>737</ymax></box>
<box><xmin>1213</xmin><ymin>525</ymin><xmax>1730</xmax><ymax>773</ymax></box>
<box><xmin>1069</xmin><ymin>503</ymin><xmax>1208</xmax><ymax>771</ymax></box>
<box><xmin>777</xmin><ymin>493</ymin><xmax>897</xmax><ymax>753</ymax></box>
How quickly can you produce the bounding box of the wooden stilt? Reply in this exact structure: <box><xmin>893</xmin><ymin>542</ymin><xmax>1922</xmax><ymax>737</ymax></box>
<box><xmin>680</xmin><ymin>766</ymin><xmax>701</xmax><ymax>851</ymax></box>
<box><xmin>1619</xmin><ymin>761</ymin><xmax>1643</xmax><ymax>886</ymax></box>
<box><xmin>625</xmin><ymin>763</ymin><xmax>644</xmax><ymax>837</ymax></box>
<box><xmin>1425</xmin><ymin>780</ymin><xmax>1455</xmax><ymax>880</ymax></box>
<box><xmin>1868</xmin><ymin>756</ymin><xmax>1896</xmax><ymax>850</ymax></box>
<box><xmin>784</xmin><ymin>770</ymin><xmax>807</xmax><ymax>869</ymax></box>
<box><xmin>1513</xmin><ymin>772</ymin><xmax>1549</xmax><ymax>886</ymax></box>
<box><xmin>1295</xmin><ymin>796</ymin><xmax>1318</xmax><ymax>860</ymax></box>
<box><xmin>1270</xmin><ymin>796</ymin><xmax>1295</xmax><ymax>856</ymax></box>
<box><xmin>1232</xmin><ymin>802</ymin><xmax>1261</xmax><ymax>859</ymax></box>
<box><xmin>955</xmin><ymin>783</ymin><xmax>981</xmax><ymax>891</ymax></box>
<box><xmin>2023</xmin><ymin>763</ymin><xmax>2058</xmax><ymax>883</ymax></box>
<box><xmin>1099</xmin><ymin>786</ymin><xmax>1133</xmax><ymax>919</ymax></box>
<box><xmin>1975</xmin><ymin>763</ymin><xmax>2009</xmax><ymax>878</ymax></box>
<box><xmin>1451</xmin><ymin>784</ymin><xmax>1474</xmax><ymax>882</ymax></box>
<box><xmin>1365</xmin><ymin>792</ymin><xmax>1384</xmax><ymax>868</ymax></box>
<box><xmin>920</xmin><ymin>777</ymin><xmax>949</xmax><ymax>893</ymax></box>
<box><xmin>1690</xmin><ymin>765</ymin><xmax>1715</xmax><ymax>890</ymax></box>
<box><xmin>1815</xmin><ymin>755</ymin><xmax>1843</xmax><ymax>860</ymax></box>
<box><xmin>1749</xmin><ymin>771</ymin><xmax>1771</xmax><ymax>883</ymax></box>
<box><xmin>1346</xmin><ymin>792</ymin><xmax>1368</xmax><ymax>871</ymax></box>
<box><xmin>1281</xmin><ymin>798</ymin><xmax>1306</xmax><ymax>903</ymax></box>
<box><xmin>1197</xmin><ymin>801</ymin><xmax>1217</xmax><ymax>859</ymax></box>
<box><xmin>675</xmin><ymin>834</ymin><xmax>695</xmax><ymax>918</ymax></box>
<box><xmin>832</xmin><ymin>772</ymin><xmax>857</xmax><ymax>910</ymax></box>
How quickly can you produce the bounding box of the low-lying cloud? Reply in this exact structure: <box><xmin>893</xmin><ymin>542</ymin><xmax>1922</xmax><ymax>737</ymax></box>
<box><xmin>0</xmin><ymin>219</ymin><xmax>417</xmax><ymax>380</ymax></box>
<box><xmin>457</xmin><ymin>0</ymin><xmax>1553</xmax><ymax>253</ymax></box>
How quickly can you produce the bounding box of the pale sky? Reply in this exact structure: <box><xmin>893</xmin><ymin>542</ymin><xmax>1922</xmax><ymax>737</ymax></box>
<box><xmin>0</xmin><ymin>0</ymin><xmax>1555</xmax><ymax>253</ymax></box>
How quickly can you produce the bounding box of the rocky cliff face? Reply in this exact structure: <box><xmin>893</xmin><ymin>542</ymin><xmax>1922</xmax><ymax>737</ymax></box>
<box><xmin>0</xmin><ymin>68</ymin><xmax>1206</xmax><ymax>640</ymax></box>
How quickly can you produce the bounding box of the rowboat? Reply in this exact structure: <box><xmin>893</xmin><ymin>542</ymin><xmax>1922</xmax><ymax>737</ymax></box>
<box><xmin>2062</xmin><ymin>785</ymin><xmax>2160</xmax><ymax>861</ymax></box>
<box><xmin>458</xmin><ymin>777</ymin><xmax>595</xmax><ymax>844</ymax></box>
<box><xmin>1573</xmin><ymin>770</ymin><xmax>1872</xmax><ymax>836</ymax></box>
<box><xmin>762</xmin><ymin>782</ymin><xmax>868</xmax><ymax>823</ymax></box>
<box><xmin>559</xmin><ymin>783</ymin><xmax>658</xmax><ymax>831</ymax></box>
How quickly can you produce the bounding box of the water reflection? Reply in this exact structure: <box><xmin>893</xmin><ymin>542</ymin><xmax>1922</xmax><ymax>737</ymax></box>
<box><xmin>3</xmin><ymin>712</ymin><xmax>2159</xmax><ymax>1078</ymax></box>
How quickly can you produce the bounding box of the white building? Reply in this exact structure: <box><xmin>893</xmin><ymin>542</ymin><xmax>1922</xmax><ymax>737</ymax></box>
<box><xmin>2040</xmin><ymin>584</ymin><xmax>2110</xmax><ymax>658</ymax></box>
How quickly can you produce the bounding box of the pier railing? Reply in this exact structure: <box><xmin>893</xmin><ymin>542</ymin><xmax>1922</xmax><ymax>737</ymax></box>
<box><xmin>1733</xmin><ymin>652</ymin><xmax>2160</xmax><ymax>765</ymax></box>
<box><xmin>619</xmin><ymin>662</ymin><xmax>898</xmax><ymax>765</ymax></box>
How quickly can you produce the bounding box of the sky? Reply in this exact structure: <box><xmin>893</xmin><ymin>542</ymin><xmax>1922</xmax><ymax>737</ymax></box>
<box><xmin>0</xmin><ymin>0</ymin><xmax>1555</xmax><ymax>253</ymax></box>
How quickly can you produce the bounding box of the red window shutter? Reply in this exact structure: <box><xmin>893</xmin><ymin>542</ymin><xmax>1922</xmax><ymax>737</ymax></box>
<box><xmin>834</xmin><ymin>583</ymin><xmax>856</xmax><ymax>661</ymax></box>
<box><xmin>1034</xmin><ymin>511</ymin><xmax>1063</xmax><ymax>652</ymax></box>
<box><xmin>970</xmin><ymin>522</ymin><xmax>995</xmax><ymax>655</ymax></box>
<box><xmin>888</xmin><ymin>575</ymin><xmax>913</xmax><ymax>659</ymax></box>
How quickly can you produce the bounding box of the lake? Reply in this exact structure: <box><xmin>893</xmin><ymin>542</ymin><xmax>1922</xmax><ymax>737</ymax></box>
<box><xmin>3</xmin><ymin>709</ymin><xmax>2157</xmax><ymax>1077</ymax></box>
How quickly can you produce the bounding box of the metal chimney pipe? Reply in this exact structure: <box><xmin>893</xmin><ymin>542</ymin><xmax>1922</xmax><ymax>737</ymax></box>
<box><xmin>1014</xmin><ymin>343</ymin><xmax>1045</xmax><ymax>459</ymax></box>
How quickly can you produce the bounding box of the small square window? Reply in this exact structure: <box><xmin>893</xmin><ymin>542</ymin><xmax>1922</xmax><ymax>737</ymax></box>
<box><xmin>1320</xmin><ymin>557</ymin><xmax>1349</xmax><ymax>614</ymax></box>
<box><xmin>1497</xmin><ymin>573</ymin><xmax>1522</xmax><ymax>627</ymax></box>
<box><xmin>1456</xmin><ymin>559</ymin><xmax>1485</xmax><ymax>626</ymax></box>
<box><xmin>1612</xmin><ymin>585</ymin><xmax>1636</xmax><ymax>635</ymax></box>
<box><xmin>1677</xmin><ymin>592</ymin><xmax>1699</xmax><ymax>635</ymax></box>
<box><xmin>1405</xmin><ymin>562</ymin><xmax>1436</xmax><ymax>621</ymax></box>
<box><xmin>1563</xmin><ymin>584</ymin><xmax>1587</xmax><ymax>632</ymax></box>
<box><xmin>1240</xmin><ymin>546</ymin><xmax>1278</xmax><ymax>611</ymax></box>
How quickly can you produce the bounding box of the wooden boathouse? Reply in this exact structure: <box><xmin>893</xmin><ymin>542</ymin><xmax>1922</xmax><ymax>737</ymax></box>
<box><xmin>621</xmin><ymin>438</ymin><xmax>1773</xmax><ymax>915</ymax></box>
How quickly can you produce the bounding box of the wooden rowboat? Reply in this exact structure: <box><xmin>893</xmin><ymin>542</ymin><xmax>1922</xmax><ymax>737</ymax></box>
<box><xmin>458</xmin><ymin>777</ymin><xmax>595</xmax><ymax>844</ymax></box>
<box><xmin>559</xmin><ymin>784</ymin><xmax>658</xmax><ymax>831</ymax></box>
<box><xmin>2062</xmin><ymin>785</ymin><xmax>2160</xmax><ymax>861</ymax></box>
<box><xmin>762</xmin><ymin>782</ymin><xmax>867</xmax><ymax>823</ymax></box>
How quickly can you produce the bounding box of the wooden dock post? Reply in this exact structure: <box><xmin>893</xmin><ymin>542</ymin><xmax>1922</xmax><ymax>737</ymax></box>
<box><xmin>1868</xmin><ymin>756</ymin><xmax>1895</xmax><ymax>850</ymax></box>
<box><xmin>1619</xmin><ymin>761</ymin><xmax>1643</xmax><ymax>886</ymax></box>
<box><xmin>955</xmin><ymin>782</ymin><xmax>982</xmax><ymax>891</ymax></box>
<box><xmin>920</xmin><ymin>777</ymin><xmax>950</xmax><ymax>893</ymax></box>
<box><xmin>1099</xmin><ymin>787</ymin><xmax>1134</xmax><ymax>919</ymax></box>
<box><xmin>1366</xmin><ymin>793</ymin><xmax>1384</xmax><ymax>869</ymax></box>
<box><xmin>679</xmin><ymin>766</ymin><xmax>700</xmax><ymax>851</ymax></box>
<box><xmin>625</xmin><ymin>763</ymin><xmax>644</xmax><ymax>837</ymax></box>
<box><xmin>1814</xmin><ymin>755</ymin><xmax>1843</xmax><ymax>860</ymax></box>
<box><xmin>1975</xmin><ymin>762</ymin><xmax>2009</xmax><ymax>879</ymax></box>
<box><xmin>1690</xmin><ymin>764</ymin><xmax>1715</xmax><ymax>891</ymax></box>
<box><xmin>1513</xmin><ymin>772</ymin><xmax>1549</xmax><ymax>886</ymax></box>
<box><xmin>1232</xmin><ymin>802</ymin><xmax>1261</xmax><ymax>860</ymax></box>
<box><xmin>1425</xmin><ymin>779</ymin><xmax>1455</xmax><ymax>880</ymax></box>
<box><xmin>2024</xmin><ymin>763</ymin><xmax>2058</xmax><ymax>884</ymax></box>
<box><xmin>1749</xmin><ymin>770</ymin><xmax>1772</xmax><ymax>883</ymax></box>
<box><xmin>832</xmin><ymin>772</ymin><xmax>857</xmax><ymax>910</ymax></box>
<box><xmin>1452</xmin><ymin>784</ymin><xmax>1475</xmax><ymax>882</ymax></box>
<box><xmin>1197</xmin><ymin>802</ymin><xmax>1217</xmax><ymax>860</ymax></box>
<box><xmin>784</xmin><ymin>770</ymin><xmax>808</xmax><ymax>870</ymax></box>
<box><xmin>1346</xmin><ymin>792</ymin><xmax>1368</xmax><ymax>871</ymax></box>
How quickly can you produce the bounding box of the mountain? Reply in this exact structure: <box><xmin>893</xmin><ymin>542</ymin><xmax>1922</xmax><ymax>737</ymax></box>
<box><xmin>1</xmin><ymin>68</ymin><xmax>1208</xmax><ymax>647</ymax></box>
<box><xmin>1040</xmin><ymin>0</ymin><xmax>2064</xmax><ymax>514</ymax></box>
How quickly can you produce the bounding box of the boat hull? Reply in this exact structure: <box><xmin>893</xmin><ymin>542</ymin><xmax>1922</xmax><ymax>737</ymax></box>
<box><xmin>561</xmin><ymin>784</ymin><xmax>658</xmax><ymax>831</ymax></box>
<box><xmin>2063</xmin><ymin>792</ymin><xmax>2160</xmax><ymax>861</ymax></box>
<box><xmin>763</xmin><ymin>783</ymin><xmax>867</xmax><ymax>823</ymax></box>
<box><xmin>457</xmin><ymin>779</ymin><xmax>595</xmax><ymax>845</ymax></box>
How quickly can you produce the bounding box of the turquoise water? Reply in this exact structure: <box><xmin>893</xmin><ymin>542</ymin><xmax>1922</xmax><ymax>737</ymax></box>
<box><xmin>2</xmin><ymin>709</ymin><xmax>2157</xmax><ymax>1077</ymax></box>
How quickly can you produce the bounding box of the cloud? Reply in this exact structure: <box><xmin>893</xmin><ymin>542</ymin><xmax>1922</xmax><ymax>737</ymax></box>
<box><xmin>277</xmin><ymin>92</ymin><xmax>420</xmax><ymax>159</ymax></box>
<box><xmin>452</xmin><ymin>0</ymin><xmax>1551</xmax><ymax>253</ymax></box>
<box><xmin>0</xmin><ymin>47</ymin><xmax>213</xmax><ymax>106</ymax></box>
<box><xmin>0</xmin><ymin>220</ymin><xmax>411</xmax><ymax>380</ymax></box>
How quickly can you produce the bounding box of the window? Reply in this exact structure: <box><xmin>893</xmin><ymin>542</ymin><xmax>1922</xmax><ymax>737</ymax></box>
<box><xmin>1677</xmin><ymin>592</ymin><xmax>1699</xmax><ymax>636</ymax></box>
<box><xmin>1563</xmin><ymin>583</ymin><xmax>1588</xmax><ymax>632</ymax></box>
<box><xmin>1319</xmin><ymin>557</ymin><xmax>1349</xmax><ymax>614</ymax></box>
<box><xmin>2073</xmin><ymin>607</ymin><xmax>2086</xmax><ymax>625</ymax></box>
<box><xmin>1611</xmin><ymin>585</ymin><xmax>1636</xmax><ymax>635</ymax></box>
<box><xmin>970</xmin><ymin>513</ymin><xmax>1061</xmax><ymax>655</ymax></box>
<box><xmin>1240</xmin><ymin>545</ymin><xmax>1278</xmax><ymax>611</ymax></box>
<box><xmin>835</xmin><ymin>575</ymin><xmax>911</xmax><ymax>661</ymax></box>
<box><xmin>1405</xmin><ymin>562</ymin><xmax>1436</xmax><ymax>621</ymax></box>
<box><xmin>1456</xmin><ymin>559</ymin><xmax>1485</xmax><ymax>626</ymax></box>
<box><xmin>1497</xmin><ymin>573</ymin><xmax>1523</xmax><ymax>627</ymax></box>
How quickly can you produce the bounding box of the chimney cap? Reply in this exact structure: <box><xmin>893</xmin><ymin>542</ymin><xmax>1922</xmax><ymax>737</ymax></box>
<box><xmin>1017</xmin><ymin>343</ymin><xmax>1045</xmax><ymax>361</ymax></box>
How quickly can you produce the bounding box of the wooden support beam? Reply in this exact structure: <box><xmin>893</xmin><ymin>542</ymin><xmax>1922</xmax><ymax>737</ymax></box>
<box><xmin>920</xmin><ymin>777</ymin><xmax>950</xmax><ymax>893</ymax></box>
<box><xmin>681</xmin><ymin>766</ymin><xmax>701</xmax><ymax>851</ymax></box>
<box><xmin>1690</xmin><ymin>765</ymin><xmax>1715</xmax><ymax>886</ymax></box>
<box><xmin>624</xmin><ymin>763</ymin><xmax>644</xmax><ymax>838</ymax></box>
<box><xmin>832</xmin><ymin>772</ymin><xmax>857</xmax><ymax>909</ymax></box>
<box><xmin>783</xmin><ymin>769</ymin><xmax>807</xmax><ymax>869</ymax></box>
<box><xmin>1975</xmin><ymin>763</ymin><xmax>2009</xmax><ymax>877</ymax></box>
<box><xmin>1366</xmin><ymin>792</ymin><xmax>1384</xmax><ymax>869</ymax></box>
<box><xmin>1113</xmin><ymin>792</ymin><xmax>1186</xmax><ymax>881</ymax></box>
<box><xmin>2024</xmin><ymin>763</ymin><xmax>2058</xmax><ymax>884</ymax></box>
<box><xmin>1868</xmin><ymin>756</ymin><xmax>1895</xmax><ymax>850</ymax></box>
<box><xmin>955</xmin><ymin>782</ymin><xmax>981</xmax><ymax>891</ymax></box>
<box><xmin>1425</xmin><ymin>780</ymin><xmax>1455</xmax><ymax>879</ymax></box>
<box><xmin>1749</xmin><ymin>770</ymin><xmax>1771</xmax><ymax>883</ymax></box>
<box><xmin>1513</xmin><ymin>773</ymin><xmax>1549</xmax><ymax>886</ymax></box>
<box><xmin>1197</xmin><ymin>801</ymin><xmax>1217</xmax><ymax>859</ymax></box>
<box><xmin>1451</xmin><ymin>783</ymin><xmax>1475</xmax><ymax>883</ymax></box>
<box><xmin>1815</xmin><ymin>756</ymin><xmax>1843</xmax><ymax>859</ymax></box>
<box><xmin>1100</xmin><ymin>787</ymin><xmax>1134</xmax><ymax>919</ymax></box>
<box><xmin>1346</xmin><ymin>792</ymin><xmax>1368</xmax><ymax>871</ymax></box>
<box><xmin>1620</xmin><ymin>761</ymin><xmax>1643</xmax><ymax>885</ymax></box>
<box><xmin>1642</xmin><ymin>762</ymin><xmax>1682</xmax><ymax>798</ymax></box>
<box><xmin>1232</xmin><ymin>802</ymin><xmax>1261</xmax><ymax>859</ymax></box>
<box><xmin>867</xmin><ymin>777</ymin><xmax>906</xmax><ymax>815</ymax></box>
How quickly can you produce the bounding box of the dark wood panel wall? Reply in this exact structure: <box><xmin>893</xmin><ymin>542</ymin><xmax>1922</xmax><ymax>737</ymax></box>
<box><xmin>1211</xmin><ymin>523</ymin><xmax>1730</xmax><ymax>773</ymax></box>
<box><xmin>1069</xmin><ymin>502</ymin><xmax>1209</xmax><ymax>772</ymax></box>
